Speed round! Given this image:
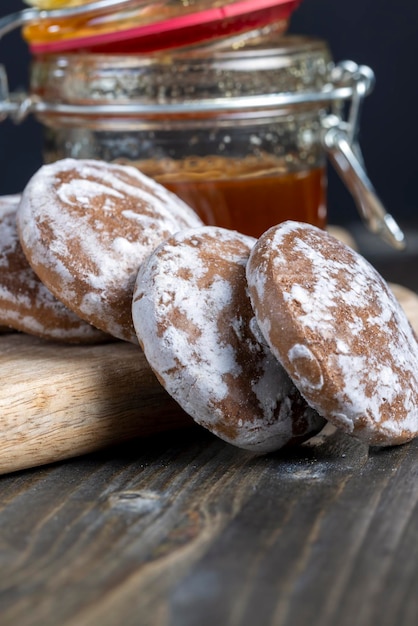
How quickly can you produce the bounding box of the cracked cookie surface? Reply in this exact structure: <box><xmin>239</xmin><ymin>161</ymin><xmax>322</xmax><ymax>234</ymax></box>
<box><xmin>246</xmin><ymin>221</ymin><xmax>418</xmax><ymax>446</ymax></box>
<box><xmin>132</xmin><ymin>226</ymin><xmax>324</xmax><ymax>452</ymax></box>
<box><xmin>17</xmin><ymin>159</ymin><xmax>203</xmax><ymax>342</ymax></box>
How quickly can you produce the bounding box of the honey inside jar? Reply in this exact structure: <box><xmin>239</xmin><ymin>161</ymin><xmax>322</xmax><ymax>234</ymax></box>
<box><xmin>131</xmin><ymin>155</ymin><xmax>326</xmax><ymax>238</ymax></box>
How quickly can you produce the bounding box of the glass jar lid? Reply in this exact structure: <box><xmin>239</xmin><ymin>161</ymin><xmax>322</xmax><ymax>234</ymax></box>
<box><xmin>29</xmin><ymin>34</ymin><xmax>332</xmax><ymax>112</ymax></box>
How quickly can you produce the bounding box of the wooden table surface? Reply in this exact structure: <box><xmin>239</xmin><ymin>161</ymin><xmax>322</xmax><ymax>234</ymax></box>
<box><xmin>1</xmin><ymin>224</ymin><xmax>417</xmax><ymax>626</ymax></box>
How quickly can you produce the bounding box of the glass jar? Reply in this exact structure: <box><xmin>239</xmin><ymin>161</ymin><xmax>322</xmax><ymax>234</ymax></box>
<box><xmin>0</xmin><ymin>3</ymin><xmax>405</xmax><ymax>248</ymax></box>
<box><xmin>28</xmin><ymin>32</ymin><xmax>331</xmax><ymax>237</ymax></box>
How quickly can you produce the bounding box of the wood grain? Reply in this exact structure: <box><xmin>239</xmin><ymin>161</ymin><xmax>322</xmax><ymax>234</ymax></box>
<box><xmin>0</xmin><ymin>333</ymin><xmax>192</xmax><ymax>475</ymax></box>
<box><xmin>0</xmin><ymin>427</ymin><xmax>416</xmax><ymax>626</ymax></box>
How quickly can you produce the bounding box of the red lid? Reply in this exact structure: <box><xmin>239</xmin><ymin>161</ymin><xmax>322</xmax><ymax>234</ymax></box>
<box><xmin>28</xmin><ymin>0</ymin><xmax>302</xmax><ymax>54</ymax></box>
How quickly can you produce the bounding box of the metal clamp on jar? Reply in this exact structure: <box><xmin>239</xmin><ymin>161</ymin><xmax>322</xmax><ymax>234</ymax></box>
<box><xmin>0</xmin><ymin>0</ymin><xmax>406</xmax><ymax>248</ymax></box>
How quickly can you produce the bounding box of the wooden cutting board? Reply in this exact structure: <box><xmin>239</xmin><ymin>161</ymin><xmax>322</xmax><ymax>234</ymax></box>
<box><xmin>0</xmin><ymin>333</ymin><xmax>192</xmax><ymax>475</ymax></box>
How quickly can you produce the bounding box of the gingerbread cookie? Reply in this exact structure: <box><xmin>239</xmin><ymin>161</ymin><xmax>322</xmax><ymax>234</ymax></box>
<box><xmin>17</xmin><ymin>159</ymin><xmax>203</xmax><ymax>343</ymax></box>
<box><xmin>132</xmin><ymin>226</ymin><xmax>325</xmax><ymax>452</ymax></box>
<box><xmin>246</xmin><ymin>221</ymin><xmax>418</xmax><ymax>447</ymax></box>
<box><xmin>0</xmin><ymin>194</ymin><xmax>109</xmax><ymax>343</ymax></box>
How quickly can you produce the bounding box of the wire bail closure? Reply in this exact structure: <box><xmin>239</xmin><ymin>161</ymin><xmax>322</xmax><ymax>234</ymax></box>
<box><xmin>322</xmin><ymin>62</ymin><xmax>405</xmax><ymax>250</ymax></box>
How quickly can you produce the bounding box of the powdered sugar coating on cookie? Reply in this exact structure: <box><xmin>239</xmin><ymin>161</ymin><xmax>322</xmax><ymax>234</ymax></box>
<box><xmin>16</xmin><ymin>159</ymin><xmax>203</xmax><ymax>342</ymax></box>
<box><xmin>0</xmin><ymin>195</ymin><xmax>109</xmax><ymax>343</ymax></box>
<box><xmin>132</xmin><ymin>226</ymin><xmax>324</xmax><ymax>452</ymax></box>
<box><xmin>246</xmin><ymin>221</ymin><xmax>418</xmax><ymax>446</ymax></box>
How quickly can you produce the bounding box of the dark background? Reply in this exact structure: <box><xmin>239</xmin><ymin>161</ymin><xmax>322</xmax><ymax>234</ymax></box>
<box><xmin>0</xmin><ymin>0</ymin><xmax>417</xmax><ymax>227</ymax></box>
